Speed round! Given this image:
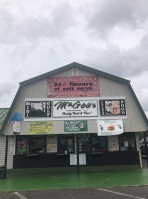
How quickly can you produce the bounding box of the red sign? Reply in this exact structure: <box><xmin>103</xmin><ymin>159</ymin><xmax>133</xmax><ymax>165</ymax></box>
<box><xmin>47</xmin><ymin>76</ymin><xmax>99</xmax><ymax>97</ymax></box>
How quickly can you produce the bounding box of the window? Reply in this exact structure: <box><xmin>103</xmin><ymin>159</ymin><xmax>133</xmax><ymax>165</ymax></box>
<box><xmin>29</xmin><ymin>136</ymin><xmax>46</xmax><ymax>154</ymax></box>
<box><xmin>78</xmin><ymin>134</ymin><xmax>108</xmax><ymax>153</ymax></box>
<box><xmin>79</xmin><ymin>134</ymin><xmax>92</xmax><ymax>153</ymax></box>
<box><xmin>91</xmin><ymin>135</ymin><xmax>108</xmax><ymax>152</ymax></box>
<box><xmin>58</xmin><ymin>135</ymin><xmax>74</xmax><ymax>154</ymax></box>
<box><xmin>119</xmin><ymin>132</ymin><xmax>136</xmax><ymax>151</ymax></box>
<box><xmin>16</xmin><ymin>136</ymin><xmax>27</xmax><ymax>155</ymax></box>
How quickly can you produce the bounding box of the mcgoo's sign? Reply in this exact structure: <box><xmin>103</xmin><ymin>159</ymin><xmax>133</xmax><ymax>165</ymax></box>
<box><xmin>53</xmin><ymin>100</ymin><xmax>98</xmax><ymax>117</ymax></box>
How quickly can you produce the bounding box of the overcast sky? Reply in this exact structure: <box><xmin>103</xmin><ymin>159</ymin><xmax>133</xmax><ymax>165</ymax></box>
<box><xmin>0</xmin><ymin>0</ymin><xmax>148</xmax><ymax>118</ymax></box>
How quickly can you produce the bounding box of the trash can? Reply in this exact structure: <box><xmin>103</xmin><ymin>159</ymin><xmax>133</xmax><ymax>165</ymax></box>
<box><xmin>0</xmin><ymin>166</ymin><xmax>6</xmax><ymax>179</ymax></box>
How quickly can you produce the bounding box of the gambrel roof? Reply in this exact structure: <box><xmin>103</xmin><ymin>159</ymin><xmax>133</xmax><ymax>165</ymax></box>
<box><xmin>0</xmin><ymin>108</ymin><xmax>9</xmax><ymax>131</ymax></box>
<box><xmin>0</xmin><ymin>62</ymin><xmax>147</xmax><ymax>134</ymax></box>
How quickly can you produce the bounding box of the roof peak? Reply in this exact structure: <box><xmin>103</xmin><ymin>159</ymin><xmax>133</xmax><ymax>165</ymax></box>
<box><xmin>20</xmin><ymin>62</ymin><xmax>130</xmax><ymax>86</ymax></box>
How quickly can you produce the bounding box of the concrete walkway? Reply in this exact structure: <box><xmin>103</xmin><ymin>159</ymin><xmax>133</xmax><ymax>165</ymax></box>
<box><xmin>0</xmin><ymin>165</ymin><xmax>148</xmax><ymax>192</ymax></box>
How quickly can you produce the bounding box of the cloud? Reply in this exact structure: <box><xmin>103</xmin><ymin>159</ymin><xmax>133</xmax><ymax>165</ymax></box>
<box><xmin>0</xmin><ymin>0</ymin><xmax>147</xmax><ymax>117</ymax></box>
<box><xmin>81</xmin><ymin>32</ymin><xmax>148</xmax><ymax>77</ymax></box>
<box><xmin>87</xmin><ymin>0</ymin><xmax>148</xmax><ymax>38</ymax></box>
<box><xmin>138</xmin><ymin>88</ymin><xmax>148</xmax><ymax>112</ymax></box>
<box><xmin>0</xmin><ymin>1</ymin><xmax>74</xmax><ymax>45</ymax></box>
<box><xmin>0</xmin><ymin>81</ymin><xmax>18</xmax><ymax>108</ymax></box>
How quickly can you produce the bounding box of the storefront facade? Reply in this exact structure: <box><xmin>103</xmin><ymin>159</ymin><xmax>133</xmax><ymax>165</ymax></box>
<box><xmin>0</xmin><ymin>62</ymin><xmax>148</xmax><ymax>169</ymax></box>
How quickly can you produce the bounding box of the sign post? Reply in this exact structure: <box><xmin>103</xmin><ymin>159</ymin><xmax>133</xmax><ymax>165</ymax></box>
<box><xmin>76</xmin><ymin>134</ymin><xmax>79</xmax><ymax>175</ymax></box>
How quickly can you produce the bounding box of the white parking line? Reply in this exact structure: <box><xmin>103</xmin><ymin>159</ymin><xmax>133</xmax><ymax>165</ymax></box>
<box><xmin>97</xmin><ymin>188</ymin><xmax>147</xmax><ymax>199</ymax></box>
<box><xmin>13</xmin><ymin>192</ymin><xmax>27</xmax><ymax>199</ymax></box>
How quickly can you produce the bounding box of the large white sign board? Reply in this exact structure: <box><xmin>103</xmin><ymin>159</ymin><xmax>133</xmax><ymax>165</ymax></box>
<box><xmin>53</xmin><ymin>100</ymin><xmax>98</xmax><ymax>118</ymax></box>
<box><xmin>97</xmin><ymin>120</ymin><xmax>123</xmax><ymax>136</ymax></box>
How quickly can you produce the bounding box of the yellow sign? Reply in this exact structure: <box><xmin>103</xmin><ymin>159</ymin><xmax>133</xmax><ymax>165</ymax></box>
<box><xmin>30</xmin><ymin>122</ymin><xmax>53</xmax><ymax>135</ymax></box>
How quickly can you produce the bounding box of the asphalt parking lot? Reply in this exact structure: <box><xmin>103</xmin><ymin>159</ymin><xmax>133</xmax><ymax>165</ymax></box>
<box><xmin>0</xmin><ymin>186</ymin><xmax>148</xmax><ymax>199</ymax></box>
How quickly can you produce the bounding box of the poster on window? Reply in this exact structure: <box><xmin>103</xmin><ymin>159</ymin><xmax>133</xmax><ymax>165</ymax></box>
<box><xmin>97</xmin><ymin>120</ymin><xmax>123</xmax><ymax>136</ymax></box>
<box><xmin>65</xmin><ymin>121</ymin><xmax>88</xmax><ymax>132</ymax></box>
<box><xmin>108</xmin><ymin>136</ymin><xmax>119</xmax><ymax>151</ymax></box>
<box><xmin>100</xmin><ymin>99</ymin><xmax>126</xmax><ymax>116</ymax></box>
<box><xmin>53</xmin><ymin>100</ymin><xmax>98</xmax><ymax>117</ymax></box>
<box><xmin>25</xmin><ymin>101</ymin><xmax>51</xmax><ymax>117</ymax></box>
<box><xmin>47</xmin><ymin>135</ymin><xmax>57</xmax><ymax>153</ymax></box>
<box><xmin>17</xmin><ymin>139</ymin><xmax>27</xmax><ymax>154</ymax></box>
<box><xmin>47</xmin><ymin>76</ymin><xmax>99</xmax><ymax>97</ymax></box>
<box><xmin>29</xmin><ymin>122</ymin><xmax>53</xmax><ymax>134</ymax></box>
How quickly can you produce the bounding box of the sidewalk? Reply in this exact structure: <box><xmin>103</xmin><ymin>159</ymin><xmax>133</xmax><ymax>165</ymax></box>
<box><xmin>0</xmin><ymin>165</ymin><xmax>148</xmax><ymax>192</ymax></box>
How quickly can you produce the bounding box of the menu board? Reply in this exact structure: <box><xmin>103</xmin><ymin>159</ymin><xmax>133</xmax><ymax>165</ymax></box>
<box><xmin>25</xmin><ymin>101</ymin><xmax>51</xmax><ymax>117</ymax></box>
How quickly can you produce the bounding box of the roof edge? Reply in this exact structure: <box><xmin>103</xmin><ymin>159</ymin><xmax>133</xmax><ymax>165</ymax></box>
<box><xmin>127</xmin><ymin>83</ymin><xmax>148</xmax><ymax>129</ymax></box>
<box><xmin>19</xmin><ymin>62</ymin><xmax>130</xmax><ymax>87</ymax></box>
<box><xmin>0</xmin><ymin>86</ymin><xmax>22</xmax><ymax>135</ymax></box>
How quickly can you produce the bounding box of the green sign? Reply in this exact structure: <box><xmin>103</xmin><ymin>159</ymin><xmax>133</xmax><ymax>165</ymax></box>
<box><xmin>64</xmin><ymin>121</ymin><xmax>88</xmax><ymax>132</ymax></box>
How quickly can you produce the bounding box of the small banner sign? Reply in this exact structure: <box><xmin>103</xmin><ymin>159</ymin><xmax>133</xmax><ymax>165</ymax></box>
<box><xmin>97</xmin><ymin>120</ymin><xmax>123</xmax><ymax>136</ymax></box>
<box><xmin>53</xmin><ymin>100</ymin><xmax>98</xmax><ymax>117</ymax></box>
<box><xmin>64</xmin><ymin>120</ymin><xmax>88</xmax><ymax>132</ymax></box>
<box><xmin>100</xmin><ymin>99</ymin><xmax>126</xmax><ymax>116</ymax></box>
<box><xmin>13</xmin><ymin>121</ymin><xmax>22</xmax><ymax>135</ymax></box>
<box><xmin>29</xmin><ymin>122</ymin><xmax>53</xmax><ymax>134</ymax></box>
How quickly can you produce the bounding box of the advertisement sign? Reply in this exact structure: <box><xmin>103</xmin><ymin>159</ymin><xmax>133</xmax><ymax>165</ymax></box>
<box><xmin>47</xmin><ymin>76</ymin><xmax>99</xmax><ymax>97</ymax></box>
<box><xmin>25</xmin><ymin>101</ymin><xmax>51</xmax><ymax>117</ymax></box>
<box><xmin>53</xmin><ymin>100</ymin><xmax>98</xmax><ymax>117</ymax></box>
<box><xmin>64</xmin><ymin>121</ymin><xmax>88</xmax><ymax>132</ymax></box>
<box><xmin>97</xmin><ymin>120</ymin><xmax>123</xmax><ymax>136</ymax></box>
<box><xmin>100</xmin><ymin>99</ymin><xmax>126</xmax><ymax>116</ymax></box>
<box><xmin>13</xmin><ymin>121</ymin><xmax>22</xmax><ymax>135</ymax></box>
<box><xmin>29</xmin><ymin>122</ymin><xmax>53</xmax><ymax>134</ymax></box>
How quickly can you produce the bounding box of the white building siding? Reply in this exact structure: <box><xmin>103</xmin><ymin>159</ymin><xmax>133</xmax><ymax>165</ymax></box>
<box><xmin>99</xmin><ymin>76</ymin><xmax>147</xmax><ymax>132</ymax></box>
<box><xmin>0</xmin><ymin>136</ymin><xmax>5</xmax><ymax>166</ymax></box>
<box><xmin>0</xmin><ymin>136</ymin><xmax>14</xmax><ymax>169</ymax></box>
<box><xmin>7</xmin><ymin>136</ymin><xmax>14</xmax><ymax>169</ymax></box>
<box><xmin>3</xmin><ymin>68</ymin><xmax>147</xmax><ymax>136</ymax></box>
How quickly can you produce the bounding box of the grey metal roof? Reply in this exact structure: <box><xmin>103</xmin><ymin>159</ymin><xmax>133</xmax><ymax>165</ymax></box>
<box><xmin>20</xmin><ymin>62</ymin><xmax>130</xmax><ymax>86</ymax></box>
<box><xmin>0</xmin><ymin>62</ymin><xmax>147</xmax><ymax>135</ymax></box>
